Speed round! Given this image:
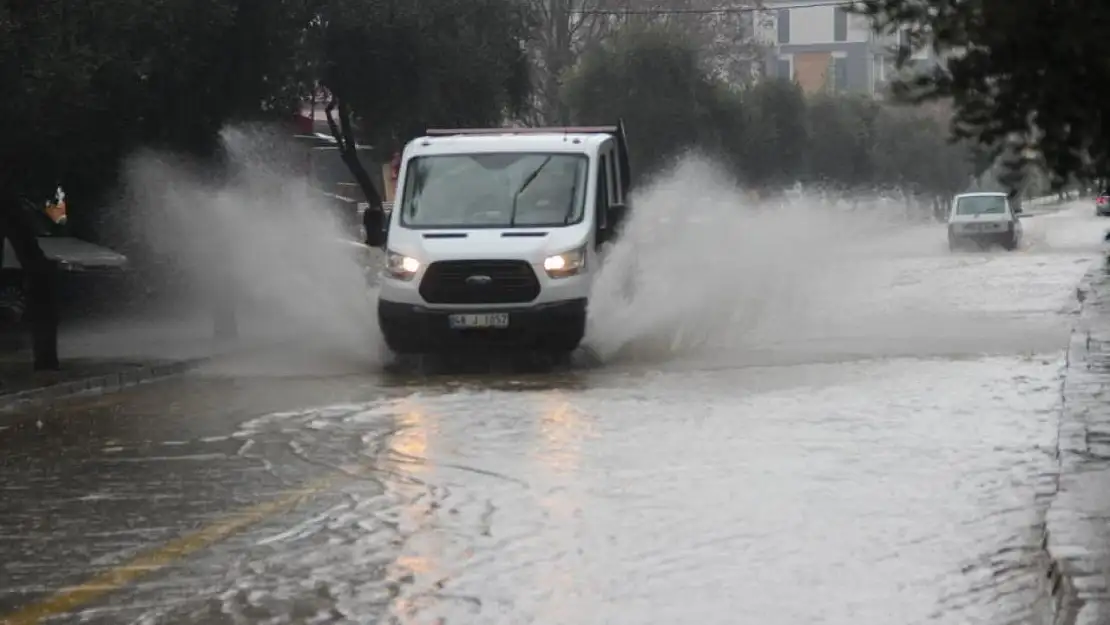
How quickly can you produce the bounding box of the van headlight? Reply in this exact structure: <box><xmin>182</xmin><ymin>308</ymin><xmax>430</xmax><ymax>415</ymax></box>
<box><xmin>385</xmin><ymin>250</ymin><xmax>421</xmax><ymax>281</ymax></box>
<box><xmin>543</xmin><ymin>245</ymin><xmax>587</xmax><ymax>278</ymax></box>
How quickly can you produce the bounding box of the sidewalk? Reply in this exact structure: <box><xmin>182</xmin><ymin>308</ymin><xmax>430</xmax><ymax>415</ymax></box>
<box><xmin>1047</xmin><ymin>255</ymin><xmax>1110</xmax><ymax>625</ymax></box>
<box><xmin>0</xmin><ymin>315</ymin><xmax>250</xmax><ymax>412</ymax></box>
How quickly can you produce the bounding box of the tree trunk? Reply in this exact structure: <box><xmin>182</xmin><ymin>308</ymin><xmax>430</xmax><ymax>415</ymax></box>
<box><xmin>546</xmin><ymin>0</ymin><xmax>572</xmax><ymax>125</ymax></box>
<box><xmin>323</xmin><ymin>97</ymin><xmax>388</xmax><ymax>246</ymax></box>
<box><xmin>0</xmin><ymin>197</ymin><xmax>59</xmax><ymax>370</ymax></box>
<box><xmin>323</xmin><ymin>98</ymin><xmax>384</xmax><ymax>211</ymax></box>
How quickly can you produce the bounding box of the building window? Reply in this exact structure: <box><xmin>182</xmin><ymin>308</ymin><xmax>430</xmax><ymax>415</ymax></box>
<box><xmin>872</xmin><ymin>54</ymin><xmax>886</xmax><ymax>93</ymax></box>
<box><xmin>777</xmin><ymin>9</ymin><xmax>790</xmax><ymax>44</ymax></box>
<box><xmin>776</xmin><ymin>57</ymin><xmax>792</xmax><ymax>80</ymax></box>
<box><xmin>833</xmin><ymin>57</ymin><xmax>849</xmax><ymax>92</ymax></box>
<box><xmin>834</xmin><ymin>8</ymin><xmax>848</xmax><ymax>42</ymax></box>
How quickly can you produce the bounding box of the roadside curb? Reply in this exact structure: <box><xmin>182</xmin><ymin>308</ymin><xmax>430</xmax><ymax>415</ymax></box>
<box><xmin>0</xmin><ymin>337</ymin><xmax>297</xmax><ymax>414</ymax></box>
<box><xmin>0</xmin><ymin>355</ymin><xmax>214</xmax><ymax>414</ymax></box>
<box><xmin>1044</xmin><ymin>258</ymin><xmax>1110</xmax><ymax>625</ymax></box>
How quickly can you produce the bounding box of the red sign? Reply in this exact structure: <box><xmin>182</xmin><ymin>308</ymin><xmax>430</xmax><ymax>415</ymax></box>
<box><xmin>293</xmin><ymin>113</ymin><xmax>313</xmax><ymax>134</ymax></box>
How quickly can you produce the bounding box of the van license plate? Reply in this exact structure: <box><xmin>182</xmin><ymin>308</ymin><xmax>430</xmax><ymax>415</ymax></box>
<box><xmin>449</xmin><ymin>313</ymin><xmax>509</xmax><ymax>329</ymax></box>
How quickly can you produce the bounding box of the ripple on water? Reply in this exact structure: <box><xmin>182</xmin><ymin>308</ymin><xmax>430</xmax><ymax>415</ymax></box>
<box><xmin>101</xmin><ymin>355</ymin><xmax>1064</xmax><ymax>625</ymax></box>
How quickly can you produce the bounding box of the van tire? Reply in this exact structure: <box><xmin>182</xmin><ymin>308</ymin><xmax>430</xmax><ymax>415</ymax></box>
<box><xmin>541</xmin><ymin>316</ymin><xmax>586</xmax><ymax>354</ymax></box>
<box><xmin>378</xmin><ymin>316</ymin><xmax>420</xmax><ymax>355</ymax></box>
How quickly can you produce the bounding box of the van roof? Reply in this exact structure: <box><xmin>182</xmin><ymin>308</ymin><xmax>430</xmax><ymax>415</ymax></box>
<box><xmin>406</xmin><ymin>122</ymin><xmax>633</xmax><ymax>198</ymax></box>
<box><xmin>956</xmin><ymin>191</ymin><xmax>1008</xmax><ymax>197</ymax></box>
<box><xmin>407</xmin><ymin>131</ymin><xmax>612</xmax><ymax>156</ymax></box>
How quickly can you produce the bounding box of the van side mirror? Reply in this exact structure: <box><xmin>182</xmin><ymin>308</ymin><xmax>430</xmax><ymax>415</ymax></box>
<box><xmin>363</xmin><ymin>207</ymin><xmax>387</xmax><ymax>248</ymax></box>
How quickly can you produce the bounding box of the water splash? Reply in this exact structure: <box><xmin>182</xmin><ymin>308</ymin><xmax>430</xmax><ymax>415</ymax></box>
<box><xmin>119</xmin><ymin>124</ymin><xmax>387</xmax><ymax>368</ymax></box>
<box><xmin>585</xmin><ymin>154</ymin><xmax>928</xmax><ymax>364</ymax></box>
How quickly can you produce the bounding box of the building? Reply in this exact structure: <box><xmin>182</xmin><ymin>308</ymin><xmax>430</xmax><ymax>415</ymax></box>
<box><xmin>756</xmin><ymin>0</ymin><xmax>935</xmax><ymax>96</ymax></box>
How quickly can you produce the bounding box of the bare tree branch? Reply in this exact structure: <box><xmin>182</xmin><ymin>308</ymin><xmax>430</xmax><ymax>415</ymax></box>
<box><xmin>324</xmin><ymin>95</ymin><xmax>384</xmax><ymax>211</ymax></box>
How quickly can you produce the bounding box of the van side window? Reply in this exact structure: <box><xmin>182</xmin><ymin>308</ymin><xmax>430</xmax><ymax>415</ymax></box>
<box><xmin>596</xmin><ymin>153</ymin><xmax>610</xmax><ymax>239</ymax></box>
<box><xmin>607</xmin><ymin>148</ymin><xmax>620</xmax><ymax>204</ymax></box>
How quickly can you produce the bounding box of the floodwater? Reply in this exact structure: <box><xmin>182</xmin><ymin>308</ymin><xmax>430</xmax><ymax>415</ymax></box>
<box><xmin>0</xmin><ymin>195</ymin><xmax>1105</xmax><ymax>625</ymax></box>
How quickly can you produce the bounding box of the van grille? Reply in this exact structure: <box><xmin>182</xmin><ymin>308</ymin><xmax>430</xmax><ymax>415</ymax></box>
<box><xmin>419</xmin><ymin>260</ymin><xmax>540</xmax><ymax>304</ymax></box>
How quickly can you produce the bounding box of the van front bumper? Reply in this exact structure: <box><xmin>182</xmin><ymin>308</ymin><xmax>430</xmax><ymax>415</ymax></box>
<box><xmin>377</xmin><ymin>298</ymin><xmax>588</xmax><ymax>354</ymax></box>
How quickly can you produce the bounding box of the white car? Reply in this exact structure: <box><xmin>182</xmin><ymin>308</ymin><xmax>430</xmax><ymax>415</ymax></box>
<box><xmin>947</xmin><ymin>192</ymin><xmax>1023</xmax><ymax>251</ymax></box>
<box><xmin>369</xmin><ymin>123</ymin><xmax>633</xmax><ymax>356</ymax></box>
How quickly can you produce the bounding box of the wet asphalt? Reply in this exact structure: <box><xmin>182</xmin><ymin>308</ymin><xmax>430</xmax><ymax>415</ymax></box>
<box><xmin>0</xmin><ymin>203</ymin><xmax>1107</xmax><ymax>625</ymax></box>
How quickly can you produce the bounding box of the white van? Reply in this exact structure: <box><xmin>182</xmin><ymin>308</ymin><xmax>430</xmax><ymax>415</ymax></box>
<box><xmin>947</xmin><ymin>191</ymin><xmax>1024</xmax><ymax>251</ymax></box>
<box><xmin>367</xmin><ymin>124</ymin><xmax>632</xmax><ymax>355</ymax></box>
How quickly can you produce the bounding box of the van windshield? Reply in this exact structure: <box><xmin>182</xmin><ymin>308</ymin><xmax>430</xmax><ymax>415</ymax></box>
<box><xmin>956</xmin><ymin>195</ymin><xmax>1007</xmax><ymax>215</ymax></box>
<box><xmin>400</xmin><ymin>153</ymin><xmax>589</xmax><ymax>228</ymax></box>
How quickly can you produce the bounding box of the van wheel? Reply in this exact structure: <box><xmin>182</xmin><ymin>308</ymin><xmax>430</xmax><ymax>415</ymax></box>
<box><xmin>540</xmin><ymin>349</ymin><xmax>575</xmax><ymax>367</ymax></box>
<box><xmin>378</xmin><ymin>319</ymin><xmax>421</xmax><ymax>355</ymax></box>
<box><xmin>541</xmin><ymin>316</ymin><xmax>586</xmax><ymax>353</ymax></box>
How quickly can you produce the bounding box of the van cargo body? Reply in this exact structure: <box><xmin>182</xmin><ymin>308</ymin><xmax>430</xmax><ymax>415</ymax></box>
<box><xmin>374</xmin><ymin>124</ymin><xmax>632</xmax><ymax>355</ymax></box>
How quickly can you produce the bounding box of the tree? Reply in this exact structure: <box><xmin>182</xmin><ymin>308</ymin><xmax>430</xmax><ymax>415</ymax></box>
<box><xmin>316</xmin><ymin>0</ymin><xmax>531</xmax><ymax>150</ymax></box>
<box><xmin>0</xmin><ymin>0</ymin><xmax>314</xmax><ymax>368</ymax></box>
<box><xmin>805</xmin><ymin>95</ymin><xmax>877</xmax><ymax>189</ymax></box>
<box><xmin>853</xmin><ymin>0</ymin><xmax>1110</xmax><ymax>185</ymax></box>
<box><xmin>560</xmin><ymin>23</ymin><xmax>975</xmax><ymax>199</ymax></box>
<box><xmin>524</xmin><ymin>0</ymin><xmax>615</xmax><ymax>125</ymax></box>
<box><xmin>562</xmin><ymin>26</ymin><xmax>733</xmax><ymax>182</ymax></box>
<box><xmin>736</xmin><ymin>79</ymin><xmax>810</xmax><ymax>187</ymax></box>
<box><xmin>0</xmin><ymin>0</ymin><xmax>140</xmax><ymax>369</ymax></box>
<box><xmin>870</xmin><ymin>104</ymin><xmax>970</xmax><ymax>196</ymax></box>
<box><xmin>524</xmin><ymin>0</ymin><xmax>764</xmax><ymax>124</ymax></box>
<box><xmin>315</xmin><ymin>0</ymin><xmax>532</xmax><ymax>233</ymax></box>
<box><xmin>587</xmin><ymin>0</ymin><xmax>765</xmax><ymax>84</ymax></box>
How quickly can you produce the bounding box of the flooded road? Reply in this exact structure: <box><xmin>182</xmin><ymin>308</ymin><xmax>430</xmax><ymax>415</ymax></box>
<box><xmin>0</xmin><ymin>202</ymin><xmax>1106</xmax><ymax>625</ymax></box>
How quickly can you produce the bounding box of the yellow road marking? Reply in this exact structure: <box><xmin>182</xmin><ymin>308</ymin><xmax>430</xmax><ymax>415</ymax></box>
<box><xmin>0</xmin><ymin>480</ymin><xmax>330</xmax><ymax>625</ymax></box>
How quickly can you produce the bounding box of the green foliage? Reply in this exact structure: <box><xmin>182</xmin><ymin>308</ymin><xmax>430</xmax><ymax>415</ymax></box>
<box><xmin>0</xmin><ymin>0</ymin><xmax>533</xmax><ymax>237</ymax></box>
<box><xmin>736</xmin><ymin>79</ymin><xmax>810</xmax><ymax>186</ymax></box>
<box><xmin>0</xmin><ymin>0</ymin><xmax>316</xmax><ymax>233</ymax></box>
<box><xmin>316</xmin><ymin>0</ymin><xmax>533</xmax><ymax>151</ymax></box>
<box><xmin>561</xmin><ymin>27</ymin><xmax>730</xmax><ymax>182</ymax></box>
<box><xmin>562</xmin><ymin>27</ymin><xmax>978</xmax><ymax>196</ymax></box>
<box><xmin>852</xmin><ymin>0</ymin><xmax>1110</xmax><ymax>185</ymax></box>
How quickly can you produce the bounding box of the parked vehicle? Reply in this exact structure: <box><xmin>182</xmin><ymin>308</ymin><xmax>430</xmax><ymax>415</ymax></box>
<box><xmin>1095</xmin><ymin>188</ymin><xmax>1110</xmax><ymax>216</ymax></box>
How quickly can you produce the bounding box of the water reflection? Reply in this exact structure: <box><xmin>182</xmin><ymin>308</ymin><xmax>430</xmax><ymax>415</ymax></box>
<box><xmin>88</xmin><ymin>351</ymin><xmax>1066</xmax><ymax>625</ymax></box>
<box><xmin>535</xmin><ymin>393</ymin><xmax>590</xmax><ymax>476</ymax></box>
<box><xmin>379</xmin><ymin>402</ymin><xmax>447</xmax><ymax>625</ymax></box>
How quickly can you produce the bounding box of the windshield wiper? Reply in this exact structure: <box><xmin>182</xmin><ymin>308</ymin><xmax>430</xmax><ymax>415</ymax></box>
<box><xmin>509</xmin><ymin>156</ymin><xmax>552</xmax><ymax>227</ymax></box>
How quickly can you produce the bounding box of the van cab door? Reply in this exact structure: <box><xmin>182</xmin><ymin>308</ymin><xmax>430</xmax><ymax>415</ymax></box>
<box><xmin>594</xmin><ymin>148</ymin><xmax>612</xmax><ymax>248</ymax></box>
<box><xmin>595</xmin><ymin>142</ymin><xmax>627</xmax><ymax>245</ymax></box>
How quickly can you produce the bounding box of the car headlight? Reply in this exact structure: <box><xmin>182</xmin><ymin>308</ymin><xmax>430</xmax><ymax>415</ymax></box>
<box><xmin>543</xmin><ymin>245</ymin><xmax>587</xmax><ymax>278</ymax></box>
<box><xmin>385</xmin><ymin>250</ymin><xmax>421</xmax><ymax>281</ymax></box>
